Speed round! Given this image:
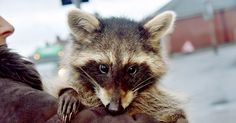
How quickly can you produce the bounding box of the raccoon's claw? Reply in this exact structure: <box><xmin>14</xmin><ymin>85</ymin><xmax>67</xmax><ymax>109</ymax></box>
<box><xmin>58</xmin><ymin>88</ymin><xmax>81</xmax><ymax>123</ymax></box>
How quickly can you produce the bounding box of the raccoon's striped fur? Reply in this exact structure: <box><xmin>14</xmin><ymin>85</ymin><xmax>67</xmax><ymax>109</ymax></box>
<box><xmin>51</xmin><ymin>9</ymin><xmax>188</xmax><ymax>123</ymax></box>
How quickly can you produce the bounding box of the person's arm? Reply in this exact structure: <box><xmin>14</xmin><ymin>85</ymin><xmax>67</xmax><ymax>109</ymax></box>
<box><xmin>70</xmin><ymin>107</ymin><xmax>159</xmax><ymax>123</ymax></box>
<box><xmin>0</xmin><ymin>78</ymin><xmax>59</xmax><ymax>123</ymax></box>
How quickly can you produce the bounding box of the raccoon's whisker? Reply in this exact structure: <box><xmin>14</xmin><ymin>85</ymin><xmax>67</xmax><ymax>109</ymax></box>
<box><xmin>77</xmin><ymin>66</ymin><xmax>100</xmax><ymax>88</ymax></box>
<box><xmin>132</xmin><ymin>76</ymin><xmax>154</xmax><ymax>91</ymax></box>
<box><xmin>133</xmin><ymin>81</ymin><xmax>154</xmax><ymax>92</ymax></box>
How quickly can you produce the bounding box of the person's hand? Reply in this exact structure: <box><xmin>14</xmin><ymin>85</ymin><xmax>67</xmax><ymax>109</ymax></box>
<box><xmin>0</xmin><ymin>16</ymin><xmax>14</xmax><ymax>45</ymax></box>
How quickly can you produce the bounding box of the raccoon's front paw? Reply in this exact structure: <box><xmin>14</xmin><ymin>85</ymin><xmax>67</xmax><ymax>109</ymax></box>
<box><xmin>58</xmin><ymin>88</ymin><xmax>82</xmax><ymax>123</ymax></box>
<box><xmin>160</xmin><ymin>109</ymin><xmax>188</xmax><ymax>123</ymax></box>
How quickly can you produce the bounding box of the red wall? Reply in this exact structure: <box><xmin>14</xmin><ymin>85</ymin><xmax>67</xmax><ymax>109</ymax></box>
<box><xmin>224</xmin><ymin>8</ymin><xmax>236</xmax><ymax>42</ymax></box>
<box><xmin>169</xmin><ymin>7</ymin><xmax>236</xmax><ymax>53</ymax></box>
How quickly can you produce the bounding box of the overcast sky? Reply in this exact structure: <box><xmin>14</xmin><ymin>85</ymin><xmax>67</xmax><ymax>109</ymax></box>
<box><xmin>0</xmin><ymin>0</ymin><xmax>170</xmax><ymax>56</ymax></box>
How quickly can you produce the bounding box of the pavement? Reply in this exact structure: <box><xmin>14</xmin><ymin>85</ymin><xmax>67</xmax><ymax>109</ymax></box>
<box><xmin>162</xmin><ymin>43</ymin><xmax>236</xmax><ymax>123</ymax></box>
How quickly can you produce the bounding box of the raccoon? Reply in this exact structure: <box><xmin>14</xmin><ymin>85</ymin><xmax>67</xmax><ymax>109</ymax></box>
<box><xmin>56</xmin><ymin>9</ymin><xmax>187</xmax><ymax>123</ymax></box>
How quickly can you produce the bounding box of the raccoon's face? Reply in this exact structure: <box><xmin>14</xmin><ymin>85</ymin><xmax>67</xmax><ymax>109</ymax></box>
<box><xmin>67</xmin><ymin>9</ymin><xmax>175</xmax><ymax>115</ymax></box>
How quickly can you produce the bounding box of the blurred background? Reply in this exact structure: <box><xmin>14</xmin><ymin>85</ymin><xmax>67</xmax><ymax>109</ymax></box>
<box><xmin>1</xmin><ymin>0</ymin><xmax>236</xmax><ymax>123</ymax></box>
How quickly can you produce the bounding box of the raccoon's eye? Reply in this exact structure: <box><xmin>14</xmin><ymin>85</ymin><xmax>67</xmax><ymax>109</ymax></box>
<box><xmin>127</xmin><ymin>66</ymin><xmax>138</xmax><ymax>75</ymax></box>
<box><xmin>99</xmin><ymin>64</ymin><xmax>109</xmax><ymax>74</ymax></box>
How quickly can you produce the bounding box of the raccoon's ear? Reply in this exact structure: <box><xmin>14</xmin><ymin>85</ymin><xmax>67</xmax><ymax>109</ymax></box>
<box><xmin>67</xmin><ymin>9</ymin><xmax>100</xmax><ymax>40</ymax></box>
<box><xmin>143</xmin><ymin>11</ymin><xmax>176</xmax><ymax>48</ymax></box>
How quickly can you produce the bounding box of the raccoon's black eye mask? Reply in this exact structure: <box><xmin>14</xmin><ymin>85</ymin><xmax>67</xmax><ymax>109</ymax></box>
<box><xmin>74</xmin><ymin>60</ymin><xmax>156</xmax><ymax>91</ymax></box>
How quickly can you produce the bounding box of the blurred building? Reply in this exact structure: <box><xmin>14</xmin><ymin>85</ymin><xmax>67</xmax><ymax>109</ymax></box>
<box><xmin>158</xmin><ymin>0</ymin><xmax>236</xmax><ymax>53</ymax></box>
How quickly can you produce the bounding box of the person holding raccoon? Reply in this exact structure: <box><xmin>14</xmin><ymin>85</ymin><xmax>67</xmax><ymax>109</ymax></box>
<box><xmin>0</xmin><ymin>10</ymin><xmax>187</xmax><ymax>123</ymax></box>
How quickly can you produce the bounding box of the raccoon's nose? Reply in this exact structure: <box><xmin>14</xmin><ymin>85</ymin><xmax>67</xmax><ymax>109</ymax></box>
<box><xmin>106</xmin><ymin>100</ymin><xmax>124</xmax><ymax>115</ymax></box>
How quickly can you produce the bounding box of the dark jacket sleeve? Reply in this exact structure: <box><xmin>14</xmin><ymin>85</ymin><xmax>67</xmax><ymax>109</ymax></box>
<box><xmin>0</xmin><ymin>78</ymin><xmax>158</xmax><ymax>123</ymax></box>
<box><xmin>0</xmin><ymin>78</ymin><xmax>59</xmax><ymax>123</ymax></box>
